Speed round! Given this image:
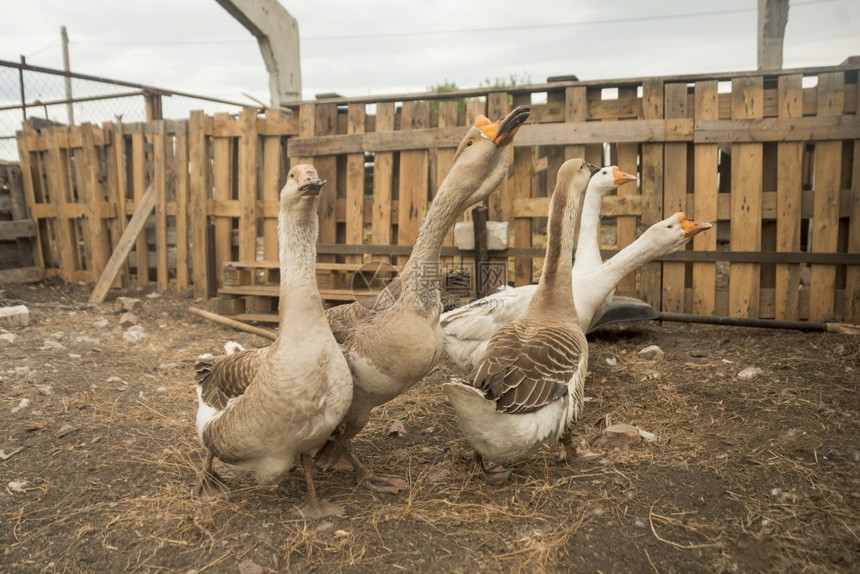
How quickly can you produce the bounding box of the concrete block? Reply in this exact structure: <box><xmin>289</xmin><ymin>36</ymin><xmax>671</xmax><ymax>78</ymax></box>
<box><xmin>0</xmin><ymin>305</ymin><xmax>29</xmax><ymax>328</ymax></box>
<box><xmin>453</xmin><ymin>221</ymin><xmax>509</xmax><ymax>251</ymax></box>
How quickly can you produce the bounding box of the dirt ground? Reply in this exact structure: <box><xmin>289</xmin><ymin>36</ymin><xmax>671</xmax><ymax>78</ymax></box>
<box><xmin>0</xmin><ymin>281</ymin><xmax>858</xmax><ymax>573</ymax></box>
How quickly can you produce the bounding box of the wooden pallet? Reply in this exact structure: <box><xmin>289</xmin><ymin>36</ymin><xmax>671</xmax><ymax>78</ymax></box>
<box><xmin>0</xmin><ymin>164</ymin><xmax>42</xmax><ymax>285</ymax></box>
<box><xmin>215</xmin><ymin>260</ymin><xmax>401</xmax><ymax>322</ymax></box>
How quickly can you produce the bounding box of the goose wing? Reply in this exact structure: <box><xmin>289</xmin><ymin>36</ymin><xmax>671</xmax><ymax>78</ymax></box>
<box><xmin>469</xmin><ymin>320</ymin><xmax>584</xmax><ymax>415</ymax></box>
<box><xmin>196</xmin><ymin>348</ymin><xmax>265</xmax><ymax>409</ymax></box>
<box><xmin>440</xmin><ymin>284</ymin><xmax>536</xmax><ymax>342</ymax></box>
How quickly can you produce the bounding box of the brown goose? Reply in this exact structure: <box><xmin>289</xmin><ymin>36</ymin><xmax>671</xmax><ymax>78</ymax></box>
<box><xmin>440</xmin><ymin>163</ymin><xmax>711</xmax><ymax>371</ymax></box>
<box><xmin>317</xmin><ymin>106</ymin><xmax>531</xmax><ymax>493</ymax></box>
<box><xmin>442</xmin><ymin>158</ymin><xmax>596</xmax><ymax>483</ymax></box>
<box><xmin>193</xmin><ymin>165</ymin><xmax>353</xmax><ymax>519</ymax></box>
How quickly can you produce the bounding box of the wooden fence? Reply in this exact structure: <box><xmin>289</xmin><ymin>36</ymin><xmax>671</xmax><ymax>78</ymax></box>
<box><xmin>13</xmin><ymin>63</ymin><xmax>860</xmax><ymax>323</ymax></box>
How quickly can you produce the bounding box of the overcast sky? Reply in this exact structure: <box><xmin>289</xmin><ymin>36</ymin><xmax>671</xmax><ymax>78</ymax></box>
<box><xmin>1</xmin><ymin>0</ymin><xmax>858</xmax><ymax>106</ymax></box>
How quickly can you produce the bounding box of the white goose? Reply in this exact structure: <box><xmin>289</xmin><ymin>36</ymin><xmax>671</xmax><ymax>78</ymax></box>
<box><xmin>316</xmin><ymin>106</ymin><xmax>531</xmax><ymax>493</ymax></box>
<box><xmin>440</xmin><ymin>166</ymin><xmax>712</xmax><ymax>371</ymax></box>
<box><xmin>193</xmin><ymin>165</ymin><xmax>353</xmax><ymax>519</ymax></box>
<box><xmin>442</xmin><ymin>158</ymin><xmax>596</xmax><ymax>483</ymax></box>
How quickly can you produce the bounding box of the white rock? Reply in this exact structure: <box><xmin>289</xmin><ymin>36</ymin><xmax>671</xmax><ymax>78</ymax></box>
<box><xmin>11</xmin><ymin>398</ymin><xmax>30</xmax><ymax>413</ymax></box>
<box><xmin>0</xmin><ymin>333</ymin><xmax>18</xmax><ymax>344</ymax></box>
<box><xmin>36</xmin><ymin>385</ymin><xmax>54</xmax><ymax>396</ymax></box>
<box><xmin>123</xmin><ymin>325</ymin><xmax>147</xmax><ymax>343</ymax></box>
<box><xmin>638</xmin><ymin>345</ymin><xmax>664</xmax><ymax>360</ymax></box>
<box><xmin>7</xmin><ymin>480</ymin><xmax>30</xmax><ymax>494</ymax></box>
<box><xmin>93</xmin><ymin>319</ymin><xmax>110</xmax><ymax>328</ymax></box>
<box><xmin>39</xmin><ymin>339</ymin><xmax>66</xmax><ymax>351</ymax></box>
<box><xmin>0</xmin><ymin>305</ymin><xmax>30</xmax><ymax>328</ymax></box>
<box><xmin>146</xmin><ymin>292</ymin><xmax>162</xmax><ymax>299</ymax></box>
<box><xmin>738</xmin><ymin>367</ymin><xmax>764</xmax><ymax>381</ymax></box>
<box><xmin>605</xmin><ymin>356</ymin><xmax>618</xmax><ymax>366</ymax></box>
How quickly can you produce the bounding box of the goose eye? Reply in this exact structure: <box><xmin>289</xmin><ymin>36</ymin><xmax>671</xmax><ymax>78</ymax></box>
<box><xmin>465</xmin><ymin>139</ymin><xmax>474</xmax><ymax>147</ymax></box>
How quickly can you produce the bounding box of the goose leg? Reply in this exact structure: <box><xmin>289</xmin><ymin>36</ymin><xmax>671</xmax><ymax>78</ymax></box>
<box><xmin>473</xmin><ymin>451</ymin><xmax>511</xmax><ymax>485</ymax></box>
<box><xmin>293</xmin><ymin>453</ymin><xmax>346</xmax><ymax>519</ymax></box>
<box><xmin>193</xmin><ymin>450</ymin><xmax>231</xmax><ymax>501</ymax></box>
<box><xmin>338</xmin><ymin>435</ymin><xmax>408</xmax><ymax>494</ymax></box>
<box><xmin>560</xmin><ymin>434</ymin><xmax>578</xmax><ymax>465</ymax></box>
<box><xmin>314</xmin><ymin>436</ymin><xmax>356</xmax><ymax>472</ymax></box>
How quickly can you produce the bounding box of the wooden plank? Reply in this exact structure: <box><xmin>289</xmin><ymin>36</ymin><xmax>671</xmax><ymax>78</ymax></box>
<box><xmin>694</xmin><ymin>115</ymin><xmax>860</xmax><ymax>143</ymax></box>
<box><xmin>809</xmin><ymin>72</ymin><xmax>844</xmax><ymax>322</ymax></box>
<box><xmin>846</xmin><ymin>125</ymin><xmax>860</xmax><ymax>323</ymax></box>
<box><xmin>345</xmin><ymin>103</ymin><xmax>366</xmax><ymax>264</ymax></box>
<box><xmin>615</xmin><ymin>85</ymin><xmax>640</xmax><ymax>296</ymax></box>
<box><xmin>237</xmin><ymin>107</ymin><xmax>259</xmax><ymax>262</ymax></box>
<box><xmin>212</xmin><ymin>113</ymin><xmax>233</xmax><ymax>284</ymax></box>
<box><xmin>313</xmin><ymin>102</ymin><xmax>338</xmax><ymax>264</ymax></box>
<box><xmin>729</xmin><ymin>76</ymin><xmax>764</xmax><ymax>319</ymax></box>
<box><xmin>397</xmin><ymin>100</ymin><xmax>430</xmax><ymax>265</ymax></box>
<box><xmin>513</xmin><ymin>92</ymin><xmax>539</xmax><ymax>287</ymax></box>
<box><xmin>261</xmin><ymin>110</ymin><xmax>282</xmax><ymax>263</ymax></box>
<box><xmin>153</xmin><ymin>121</ymin><xmax>169</xmax><ymax>290</ymax></box>
<box><xmin>174</xmin><ymin>121</ymin><xmax>190</xmax><ymax>291</ymax></box>
<box><xmin>286</xmin><ymin>118</ymin><xmax>695</xmax><ymax>157</ymax></box>
<box><xmin>487</xmin><ymin>93</ymin><xmax>509</xmax><ymax>222</ymax></box>
<box><xmin>131</xmin><ymin>124</ymin><xmax>148</xmax><ymax>285</ymax></box>
<box><xmin>370</xmin><ymin>102</ymin><xmax>395</xmax><ymax>263</ymax></box>
<box><xmin>774</xmin><ymin>74</ymin><xmax>804</xmax><ymax>320</ymax></box>
<box><xmin>0</xmin><ymin>266</ymin><xmax>43</xmax><ymax>285</ymax></box>
<box><xmin>437</xmin><ymin>99</ymin><xmax>460</xmax><ymax>250</ymax></box>
<box><xmin>692</xmin><ymin>80</ymin><xmax>719</xmax><ymax>315</ymax></box>
<box><xmin>89</xmin><ymin>184</ymin><xmax>155</xmax><ymax>303</ymax></box>
<box><xmin>102</xmin><ymin>120</ymin><xmax>127</xmax><ymax>288</ymax></box>
<box><xmin>0</xmin><ymin>220</ymin><xmax>36</xmax><ymax>240</ymax></box>
<box><xmin>662</xmin><ymin>83</ymin><xmax>689</xmax><ymax>313</ymax></box>
<box><xmin>189</xmin><ymin>110</ymin><xmax>211</xmax><ymax>299</ymax></box>
<box><xmin>15</xmin><ymin>124</ymin><xmax>46</xmax><ymax>270</ymax></box>
<box><xmin>2</xmin><ymin>165</ymin><xmax>34</xmax><ymax>267</ymax></box>
<box><xmin>46</xmin><ymin>129</ymin><xmax>78</xmax><ymax>280</ymax></box>
<box><xmin>80</xmin><ymin>123</ymin><xmax>111</xmax><ymax>279</ymax></box>
<box><xmin>640</xmin><ymin>79</ymin><xmax>665</xmax><ymax>308</ymax></box>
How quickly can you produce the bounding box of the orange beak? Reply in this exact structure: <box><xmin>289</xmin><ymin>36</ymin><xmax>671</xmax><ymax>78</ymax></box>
<box><xmin>677</xmin><ymin>212</ymin><xmax>713</xmax><ymax>238</ymax></box>
<box><xmin>612</xmin><ymin>167</ymin><xmax>636</xmax><ymax>186</ymax></box>
<box><xmin>476</xmin><ymin>105</ymin><xmax>530</xmax><ymax>147</ymax></box>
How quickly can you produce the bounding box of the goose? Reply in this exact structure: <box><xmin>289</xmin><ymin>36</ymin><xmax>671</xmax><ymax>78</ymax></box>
<box><xmin>316</xmin><ymin>106</ymin><xmax>531</xmax><ymax>493</ymax></box>
<box><xmin>440</xmin><ymin>164</ymin><xmax>712</xmax><ymax>371</ymax></box>
<box><xmin>441</xmin><ymin>158</ymin><xmax>596</xmax><ymax>483</ymax></box>
<box><xmin>193</xmin><ymin>164</ymin><xmax>353</xmax><ymax>519</ymax></box>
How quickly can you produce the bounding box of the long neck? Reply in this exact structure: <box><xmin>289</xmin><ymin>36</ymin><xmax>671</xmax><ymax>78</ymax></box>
<box><xmin>573</xmin><ymin>185</ymin><xmax>604</xmax><ymax>276</ymax></box>
<box><xmin>276</xmin><ymin>204</ymin><xmax>322</xmax><ymax>333</ymax></box>
<box><xmin>531</xmin><ymin>182</ymin><xmax>580</xmax><ymax>315</ymax></box>
<box><xmin>572</xmin><ymin>230</ymin><xmax>665</xmax><ymax>327</ymax></box>
<box><xmin>399</xmin><ymin>180</ymin><xmax>476</xmax><ymax>310</ymax></box>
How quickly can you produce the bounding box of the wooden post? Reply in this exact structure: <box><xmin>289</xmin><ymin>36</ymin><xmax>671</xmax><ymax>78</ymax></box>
<box><xmin>371</xmin><ymin>102</ymin><xmax>395</xmax><ymax>264</ymax></box>
<box><xmin>729</xmin><ymin>76</ymin><xmax>764</xmax><ymax>319</ymax></box>
<box><xmin>472</xmin><ymin>205</ymin><xmax>489</xmax><ymax>299</ymax></box>
<box><xmin>345</xmin><ymin>103</ymin><xmax>366</xmax><ymax>265</ymax></box>
<box><xmin>189</xmin><ymin>110</ymin><xmax>211</xmax><ymax>299</ymax></box>
<box><xmin>640</xmin><ymin>79</ymin><xmax>665</xmax><ymax>309</ymax></box>
<box><xmin>692</xmin><ymin>80</ymin><xmax>719</xmax><ymax>316</ymax></box>
<box><xmin>238</xmin><ymin>107</ymin><xmax>259</xmax><ymax>262</ymax></box>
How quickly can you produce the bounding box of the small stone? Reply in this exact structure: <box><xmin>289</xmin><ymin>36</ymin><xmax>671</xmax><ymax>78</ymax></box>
<box><xmin>738</xmin><ymin>367</ymin><xmax>764</xmax><ymax>381</ymax></box>
<box><xmin>116</xmin><ymin>297</ymin><xmax>141</xmax><ymax>312</ymax></box>
<box><xmin>0</xmin><ymin>333</ymin><xmax>18</xmax><ymax>344</ymax></box>
<box><xmin>93</xmin><ymin>319</ymin><xmax>109</xmax><ymax>328</ymax></box>
<box><xmin>157</xmin><ymin>362</ymin><xmax>178</xmax><ymax>371</ymax></box>
<box><xmin>634</xmin><ymin>519</ymin><xmax>646</xmax><ymax>528</ymax></box>
<box><xmin>7</xmin><ymin>480</ymin><xmax>30</xmax><ymax>494</ymax></box>
<box><xmin>123</xmin><ymin>325</ymin><xmax>146</xmax><ymax>342</ymax></box>
<box><xmin>605</xmin><ymin>356</ymin><xmax>618</xmax><ymax>366</ymax></box>
<box><xmin>0</xmin><ymin>305</ymin><xmax>29</xmax><ymax>328</ymax></box>
<box><xmin>36</xmin><ymin>385</ymin><xmax>54</xmax><ymax>396</ymax></box>
<box><xmin>146</xmin><ymin>292</ymin><xmax>162</xmax><ymax>300</ymax></box>
<box><xmin>387</xmin><ymin>420</ymin><xmax>407</xmax><ymax>437</ymax></box>
<box><xmin>639</xmin><ymin>368</ymin><xmax>661</xmax><ymax>381</ymax></box>
<box><xmin>39</xmin><ymin>339</ymin><xmax>66</xmax><ymax>350</ymax></box>
<box><xmin>595</xmin><ymin>423</ymin><xmax>642</xmax><ymax>449</ymax></box>
<box><xmin>11</xmin><ymin>398</ymin><xmax>30</xmax><ymax>413</ymax></box>
<box><xmin>119</xmin><ymin>312</ymin><xmax>139</xmax><ymax>328</ymax></box>
<box><xmin>638</xmin><ymin>345</ymin><xmax>664</xmax><ymax>361</ymax></box>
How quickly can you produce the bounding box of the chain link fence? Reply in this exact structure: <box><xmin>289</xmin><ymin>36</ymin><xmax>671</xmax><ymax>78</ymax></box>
<box><xmin>0</xmin><ymin>59</ymin><xmax>248</xmax><ymax>161</ymax></box>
